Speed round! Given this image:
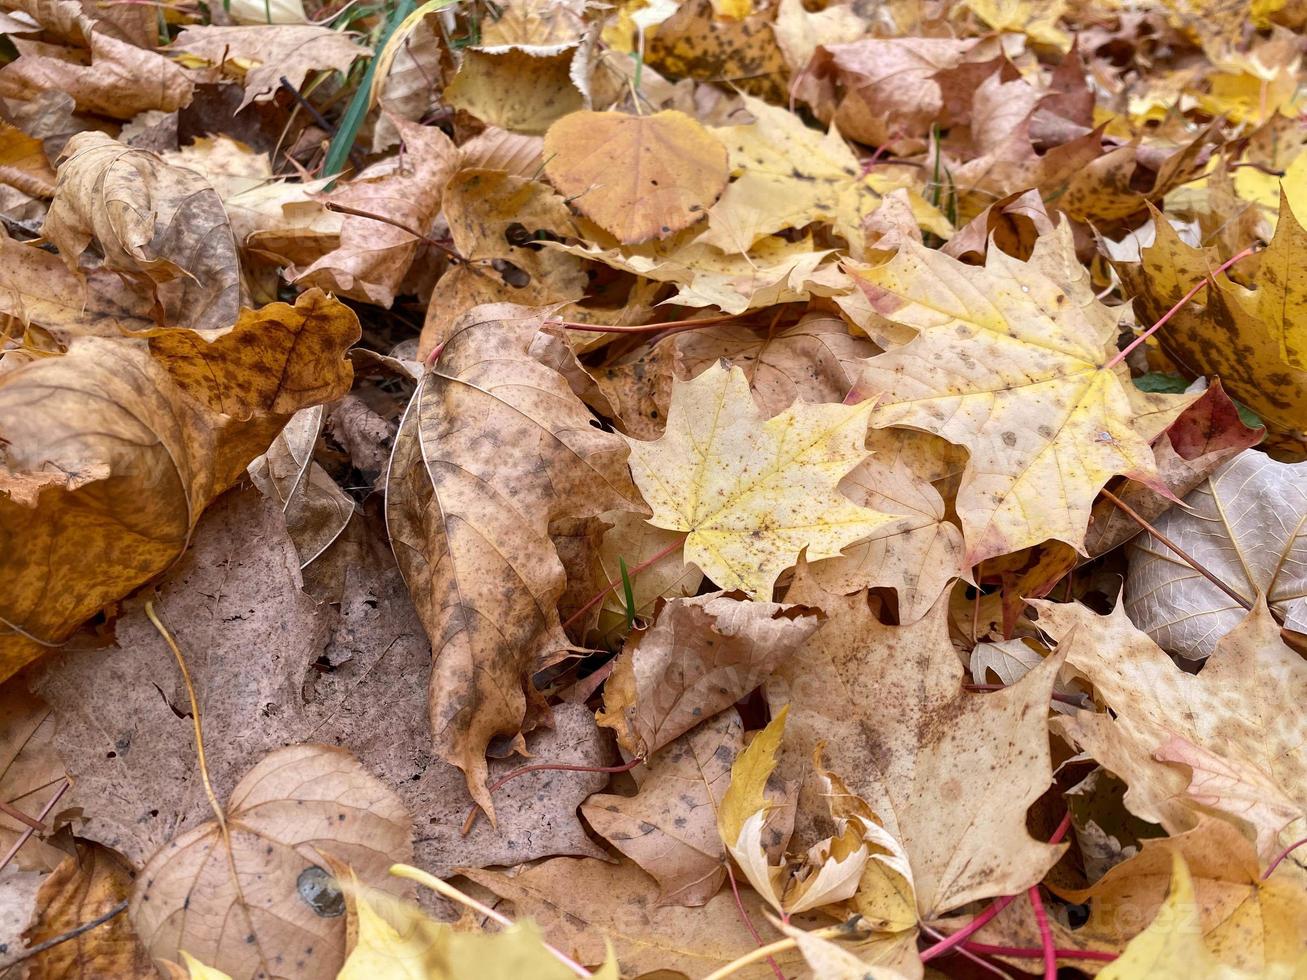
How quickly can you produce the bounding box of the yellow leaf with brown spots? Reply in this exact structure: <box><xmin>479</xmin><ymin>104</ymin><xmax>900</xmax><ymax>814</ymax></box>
<box><xmin>544</xmin><ymin>110</ymin><xmax>728</xmax><ymax>245</ymax></box>
<box><xmin>1115</xmin><ymin>194</ymin><xmax>1307</xmax><ymax>447</ymax></box>
<box><xmin>646</xmin><ymin>0</ymin><xmax>789</xmax><ymax>101</ymax></box>
<box><xmin>852</xmin><ymin>223</ymin><xmax>1195</xmax><ymax>564</ymax></box>
<box><xmin>623</xmin><ymin>362</ymin><xmax>895</xmax><ymax>598</ymax></box>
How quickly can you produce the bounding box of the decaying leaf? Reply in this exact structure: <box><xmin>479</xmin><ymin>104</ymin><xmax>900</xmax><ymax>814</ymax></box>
<box><xmin>0</xmin><ymin>685</ymin><xmax>65</xmax><ymax>872</ymax></box>
<box><xmin>623</xmin><ymin>362</ymin><xmax>895</xmax><ymax>597</ymax></box>
<box><xmin>385</xmin><ymin>305</ymin><xmax>642</xmax><ymax>818</ymax></box>
<box><xmin>544</xmin><ymin>110</ymin><xmax>728</xmax><ymax>244</ymax></box>
<box><xmin>1125</xmin><ymin>450</ymin><xmax>1307</xmax><ymax>659</ymax></box>
<box><xmin>129</xmin><ymin>744</ymin><xmax>412</xmax><ymax>980</ymax></box>
<box><xmin>1036</xmin><ymin>598</ymin><xmax>1307</xmax><ymax>858</ymax></box>
<box><xmin>771</xmin><ymin>571</ymin><xmax>1066</xmax><ymax>921</ymax></box>
<box><xmin>43</xmin><ymin>132</ymin><xmax>242</xmax><ymax>332</ymax></box>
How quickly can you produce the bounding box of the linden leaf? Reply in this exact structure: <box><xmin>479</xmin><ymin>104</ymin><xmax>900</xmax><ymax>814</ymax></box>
<box><xmin>853</xmin><ymin>223</ymin><xmax>1195</xmax><ymax>564</ymax></box>
<box><xmin>543</xmin><ymin>110</ymin><xmax>728</xmax><ymax>244</ymax></box>
<box><xmin>623</xmin><ymin>362</ymin><xmax>896</xmax><ymax>597</ymax></box>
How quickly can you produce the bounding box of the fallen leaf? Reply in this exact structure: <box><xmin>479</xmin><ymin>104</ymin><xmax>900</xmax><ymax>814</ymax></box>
<box><xmin>544</xmin><ymin>110</ymin><xmax>728</xmax><ymax>245</ymax></box>
<box><xmin>384</xmin><ymin>305</ymin><xmax>642</xmax><ymax>817</ymax></box>
<box><xmin>43</xmin><ymin>132</ymin><xmax>242</xmax><ymax>332</ymax></box>
<box><xmin>171</xmin><ymin>25</ymin><xmax>369</xmax><ymax>110</ymax></box>
<box><xmin>293</xmin><ymin>118</ymin><xmax>459</xmax><ymax>307</ymax></box>
<box><xmin>1115</xmin><ymin>195</ymin><xmax>1307</xmax><ymax>442</ymax></box>
<box><xmin>444</xmin><ymin>48</ymin><xmax>585</xmax><ymax>135</ymax></box>
<box><xmin>622</xmin><ymin>361</ymin><xmax>895</xmax><ymax>597</ymax></box>
<box><xmin>770</xmin><ymin>571</ymin><xmax>1066</xmax><ymax>920</ymax></box>
<box><xmin>464</xmin><ymin>856</ymin><xmax>805</xmax><ymax>978</ymax></box>
<box><xmin>645</xmin><ymin>0</ymin><xmax>789</xmax><ymax>102</ymax></box>
<box><xmin>21</xmin><ymin>842</ymin><xmax>154</xmax><ymax>979</ymax></box>
<box><xmin>853</xmin><ymin>222</ymin><xmax>1195</xmax><ymax>564</ymax></box>
<box><xmin>129</xmin><ymin>744</ymin><xmax>413</xmax><ymax>980</ymax></box>
<box><xmin>597</xmin><ymin>592</ymin><xmax>821</xmax><ymax>759</ymax></box>
<box><xmin>1126</xmin><ymin>450</ymin><xmax>1306</xmax><ymax>659</ymax></box>
<box><xmin>590</xmin><ymin>509</ymin><xmax>703</xmax><ymax>644</ymax></box>
<box><xmin>583</xmin><ymin>709</ymin><xmax>742</xmax><ymax>906</ymax></box>
<box><xmin>1057</xmin><ymin>818</ymin><xmax>1307</xmax><ymax>976</ymax></box>
<box><xmin>1036</xmin><ymin>597</ymin><xmax>1307</xmax><ymax>858</ymax></box>
<box><xmin>0</xmin><ymin>686</ymin><xmax>65</xmax><ymax>872</ymax></box>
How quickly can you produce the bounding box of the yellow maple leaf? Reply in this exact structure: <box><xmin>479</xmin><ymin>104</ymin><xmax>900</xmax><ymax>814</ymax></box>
<box><xmin>703</xmin><ymin>95</ymin><xmax>950</xmax><ymax>256</ymax></box>
<box><xmin>1098</xmin><ymin>853</ymin><xmax>1255</xmax><ymax>979</ymax></box>
<box><xmin>853</xmin><ymin>223</ymin><xmax>1193</xmax><ymax>564</ymax></box>
<box><xmin>962</xmin><ymin>0</ymin><xmax>1071</xmax><ymax>50</ymax></box>
<box><xmin>623</xmin><ymin>362</ymin><xmax>896</xmax><ymax>597</ymax></box>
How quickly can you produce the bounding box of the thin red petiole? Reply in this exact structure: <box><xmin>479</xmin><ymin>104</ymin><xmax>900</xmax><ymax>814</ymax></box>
<box><xmin>964</xmin><ymin>683</ymin><xmax>1087</xmax><ymax>709</ymax></box>
<box><xmin>462</xmin><ymin>756</ymin><xmax>644</xmax><ymax>835</ymax></box>
<box><xmin>1027</xmin><ymin>884</ymin><xmax>1057</xmax><ymax>980</ymax></box>
<box><xmin>1105</xmin><ymin>246</ymin><xmax>1258</xmax><ymax>371</ymax></box>
<box><xmin>960</xmin><ymin>941</ymin><xmax>1116</xmax><ymax>963</ymax></box>
<box><xmin>1263</xmin><ymin>835</ymin><xmax>1307</xmax><ymax>880</ymax></box>
<box><xmin>920</xmin><ymin>812</ymin><xmax>1072</xmax><ymax>961</ymax></box>
<box><xmin>726</xmin><ymin>863</ymin><xmax>785</xmax><ymax>980</ymax></box>
<box><xmin>560</xmin><ymin>535</ymin><xmax>686</xmax><ymax>631</ymax></box>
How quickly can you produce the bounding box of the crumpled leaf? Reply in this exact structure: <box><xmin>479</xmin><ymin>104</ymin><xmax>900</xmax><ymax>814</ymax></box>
<box><xmin>543</xmin><ymin>110</ymin><xmax>727</xmax><ymax>245</ymax></box>
<box><xmin>43</xmin><ymin>132</ymin><xmax>242</xmax><ymax>333</ymax></box>
<box><xmin>623</xmin><ymin>362</ymin><xmax>895</xmax><ymax>597</ymax></box>
<box><xmin>1036</xmin><ymin>597</ymin><xmax>1307</xmax><ymax>858</ymax></box>
<box><xmin>597</xmin><ymin>592</ymin><xmax>821</xmax><ymax>759</ymax></box>
<box><xmin>1115</xmin><ymin>195</ymin><xmax>1307</xmax><ymax>443</ymax></box>
<box><xmin>21</xmin><ymin>842</ymin><xmax>154</xmax><ymax>979</ymax></box>
<box><xmin>172</xmin><ymin>25</ymin><xmax>369</xmax><ymax>110</ymax></box>
<box><xmin>852</xmin><ymin>223</ymin><xmax>1194</xmax><ymax>564</ymax></box>
<box><xmin>129</xmin><ymin>744</ymin><xmax>413</xmax><ymax>980</ymax></box>
<box><xmin>0</xmin><ymin>332</ymin><xmax>319</xmax><ymax>679</ymax></box>
<box><xmin>1126</xmin><ymin>450</ymin><xmax>1307</xmax><ymax>660</ymax></box>
<box><xmin>384</xmin><ymin>305</ymin><xmax>642</xmax><ymax>818</ymax></box>
<box><xmin>770</xmin><ymin>571</ymin><xmax>1066</xmax><ymax>921</ymax></box>
<box><xmin>293</xmin><ymin>118</ymin><xmax>460</xmax><ymax>307</ymax></box>
<box><xmin>464</xmin><ymin>856</ymin><xmax>806</xmax><ymax>978</ymax></box>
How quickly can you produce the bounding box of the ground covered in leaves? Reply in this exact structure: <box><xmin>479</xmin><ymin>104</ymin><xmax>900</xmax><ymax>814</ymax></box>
<box><xmin>0</xmin><ymin>0</ymin><xmax>1305</xmax><ymax>977</ymax></box>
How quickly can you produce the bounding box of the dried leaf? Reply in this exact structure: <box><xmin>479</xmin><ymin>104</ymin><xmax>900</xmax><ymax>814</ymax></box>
<box><xmin>1037</xmin><ymin>598</ymin><xmax>1307</xmax><ymax>858</ymax></box>
<box><xmin>384</xmin><ymin>305</ymin><xmax>641</xmax><ymax>817</ymax></box>
<box><xmin>129</xmin><ymin>744</ymin><xmax>413</xmax><ymax>980</ymax></box>
<box><xmin>623</xmin><ymin>362</ymin><xmax>894</xmax><ymax>597</ymax></box>
<box><xmin>1125</xmin><ymin>450</ymin><xmax>1307</xmax><ymax>659</ymax></box>
<box><xmin>544</xmin><ymin>110</ymin><xmax>728</xmax><ymax>244</ymax></box>
<box><xmin>22</xmin><ymin>843</ymin><xmax>154</xmax><ymax>979</ymax></box>
<box><xmin>597</xmin><ymin>592</ymin><xmax>821</xmax><ymax>759</ymax></box>
<box><xmin>0</xmin><ymin>686</ymin><xmax>65</xmax><ymax>872</ymax></box>
<box><xmin>43</xmin><ymin>132</ymin><xmax>241</xmax><ymax>332</ymax></box>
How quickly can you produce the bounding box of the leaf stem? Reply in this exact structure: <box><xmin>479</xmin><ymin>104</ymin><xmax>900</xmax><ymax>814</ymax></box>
<box><xmin>324</xmin><ymin>202</ymin><xmax>471</xmax><ymax>265</ymax></box>
<box><xmin>550</xmin><ymin>313</ymin><xmax>743</xmax><ymax>334</ymax></box>
<box><xmin>1098</xmin><ymin>489</ymin><xmax>1251</xmax><ymax>610</ymax></box>
<box><xmin>724</xmin><ymin>863</ymin><xmax>785</xmax><ymax>980</ymax></box>
<box><xmin>560</xmin><ymin>534</ymin><xmax>686</xmax><ymax>631</ymax></box>
<box><xmin>0</xmin><ymin>779</ymin><xmax>68</xmax><ymax>875</ymax></box>
<box><xmin>0</xmin><ymin>900</ymin><xmax>128</xmax><ymax>973</ymax></box>
<box><xmin>700</xmin><ymin>924</ymin><xmax>853</xmax><ymax>980</ymax></box>
<box><xmin>1027</xmin><ymin>885</ymin><xmax>1057</xmax><ymax>980</ymax></box>
<box><xmin>1262</xmin><ymin>835</ymin><xmax>1307</xmax><ymax>879</ymax></box>
<box><xmin>0</xmin><ymin>798</ymin><xmax>46</xmax><ymax>832</ymax></box>
<box><xmin>1104</xmin><ymin>246</ymin><xmax>1258</xmax><ymax>370</ymax></box>
<box><xmin>963</xmin><ymin>683</ymin><xmax>1087</xmax><ymax>709</ymax></box>
<box><xmin>960</xmin><ymin>941</ymin><xmax>1117</xmax><ymax>963</ymax></box>
<box><xmin>389</xmin><ymin>864</ymin><xmax>593</xmax><ymax>978</ymax></box>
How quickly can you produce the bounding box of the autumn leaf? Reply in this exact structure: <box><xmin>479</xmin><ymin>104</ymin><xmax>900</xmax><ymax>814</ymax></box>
<box><xmin>853</xmin><ymin>223</ymin><xmax>1195</xmax><ymax>564</ymax></box>
<box><xmin>1035</xmin><ymin>597</ymin><xmax>1307</xmax><ymax>858</ymax></box>
<box><xmin>623</xmin><ymin>362</ymin><xmax>896</xmax><ymax>597</ymax></box>
<box><xmin>129</xmin><ymin>745</ymin><xmax>412</xmax><ymax>980</ymax></box>
<box><xmin>384</xmin><ymin>305</ymin><xmax>642</xmax><ymax>818</ymax></box>
<box><xmin>171</xmin><ymin>25</ymin><xmax>369</xmax><ymax>110</ymax></box>
<box><xmin>1125</xmin><ymin>450</ymin><xmax>1306</xmax><ymax>660</ymax></box>
<box><xmin>43</xmin><ymin>132</ymin><xmax>242</xmax><ymax>333</ymax></box>
<box><xmin>596</xmin><ymin>592</ymin><xmax>820</xmax><ymax>758</ymax></box>
<box><xmin>772</xmin><ymin>570</ymin><xmax>1066</xmax><ymax>921</ymax></box>
<box><xmin>0</xmin><ymin>686</ymin><xmax>64</xmax><ymax>872</ymax></box>
<box><xmin>544</xmin><ymin>110</ymin><xmax>729</xmax><ymax>244</ymax></box>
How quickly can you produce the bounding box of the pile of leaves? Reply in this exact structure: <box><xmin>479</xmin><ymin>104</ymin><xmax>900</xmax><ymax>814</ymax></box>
<box><xmin>0</xmin><ymin>0</ymin><xmax>1305</xmax><ymax>976</ymax></box>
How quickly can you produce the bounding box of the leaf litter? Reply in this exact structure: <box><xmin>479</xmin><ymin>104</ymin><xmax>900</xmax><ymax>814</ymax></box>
<box><xmin>0</xmin><ymin>0</ymin><xmax>1305</xmax><ymax>977</ymax></box>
